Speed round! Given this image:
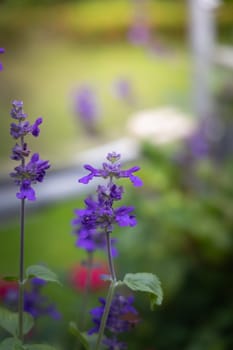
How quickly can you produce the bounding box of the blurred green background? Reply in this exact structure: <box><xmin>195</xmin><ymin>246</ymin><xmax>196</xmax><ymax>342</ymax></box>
<box><xmin>0</xmin><ymin>1</ymin><xmax>233</xmax><ymax>349</ymax></box>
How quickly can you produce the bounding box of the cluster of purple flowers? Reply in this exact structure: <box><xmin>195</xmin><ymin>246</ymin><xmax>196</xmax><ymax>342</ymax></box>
<box><xmin>72</xmin><ymin>152</ymin><xmax>142</xmax><ymax>254</ymax></box>
<box><xmin>89</xmin><ymin>294</ymin><xmax>139</xmax><ymax>349</ymax></box>
<box><xmin>10</xmin><ymin>100</ymin><xmax>50</xmax><ymax>201</ymax></box>
<box><xmin>0</xmin><ymin>48</ymin><xmax>4</xmax><ymax>71</ymax></box>
<box><xmin>4</xmin><ymin>278</ymin><xmax>60</xmax><ymax>320</ymax></box>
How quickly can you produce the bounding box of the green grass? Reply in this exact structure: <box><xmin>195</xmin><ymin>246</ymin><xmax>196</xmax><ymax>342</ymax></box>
<box><xmin>0</xmin><ymin>197</ymin><xmax>87</xmax><ymax>276</ymax></box>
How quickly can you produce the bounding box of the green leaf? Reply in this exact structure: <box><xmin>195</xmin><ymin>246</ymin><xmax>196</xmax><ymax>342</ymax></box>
<box><xmin>123</xmin><ymin>273</ymin><xmax>163</xmax><ymax>309</ymax></box>
<box><xmin>25</xmin><ymin>345</ymin><xmax>58</xmax><ymax>350</ymax></box>
<box><xmin>26</xmin><ymin>265</ymin><xmax>61</xmax><ymax>285</ymax></box>
<box><xmin>69</xmin><ymin>322</ymin><xmax>90</xmax><ymax>350</ymax></box>
<box><xmin>2</xmin><ymin>276</ymin><xmax>18</xmax><ymax>282</ymax></box>
<box><xmin>0</xmin><ymin>307</ymin><xmax>34</xmax><ymax>337</ymax></box>
<box><xmin>0</xmin><ymin>338</ymin><xmax>23</xmax><ymax>350</ymax></box>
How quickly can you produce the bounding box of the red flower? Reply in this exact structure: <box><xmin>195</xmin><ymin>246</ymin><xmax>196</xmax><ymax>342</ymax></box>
<box><xmin>0</xmin><ymin>279</ymin><xmax>18</xmax><ymax>300</ymax></box>
<box><xmin>69</xmin><ymin>262</ymin><xmax>109</xmax><ymax>293</ymax></box>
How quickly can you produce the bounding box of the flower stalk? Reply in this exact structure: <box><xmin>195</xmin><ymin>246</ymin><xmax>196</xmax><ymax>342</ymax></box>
<box><xmin>95</xmin><ymin>281</ymin><xmax>116</xmax><ymax>350</ymax></box>
<box><xmin>18</xmin><ymin>197</ymin><xmax>25</xmax><ymax>341</ymax></box>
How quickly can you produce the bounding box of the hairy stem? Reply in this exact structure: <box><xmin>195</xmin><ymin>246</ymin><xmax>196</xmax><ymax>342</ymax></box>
<box><xmin>18</xmin><ymin>197</ymin><xmax>25</xmax><ymax>341</ymax></box>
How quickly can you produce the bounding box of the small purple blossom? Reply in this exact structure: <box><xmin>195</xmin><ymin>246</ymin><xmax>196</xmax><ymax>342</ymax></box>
<box><xmin>0</xmin><ymin>48</ymin><xmax>5</xmax><ymax>71</ymax></box>
<box><xmin>3</xmin><ymin>278</ymin><xmax>61</xmax><ymax>320</ymax></box>
<box><xmin>9</xmin><ymin>101</ymin><xmax>50</xmax><ymax>201</ymax></box>
<box><xmin>79</xmin><ymin>152</ymin><xmax>143</xmax><ymax>187</ymax></box>
<box><xmin>31</xmin><ymin>117</ymin><xmax>43</xmax><ymax>137</ymax></box>
<box><xmin>16</xmin><ymin>179</ymin><xmax>36</xmax><ymax>201</ymax></box>
<box><xmin>11</xmin><ymin>143</ymin><xmax>30</xmax><ymax>161</ymax></box>
<box><xmin>88</xmin><ymin>294</ymin><xmax>139</xmax><ymax>349</ymax></box>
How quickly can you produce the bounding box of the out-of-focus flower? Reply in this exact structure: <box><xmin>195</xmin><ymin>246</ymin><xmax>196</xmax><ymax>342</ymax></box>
<box><xmin>69</xmin><ymin>262</ymin><xmax>109</xmax><ymax>293</ymax></box>
<box><xmin>0</xmin><ymin>279</ymin><xmax>18</xmax><ymax>300</ymax></box>
<box><xmin>89</xmin><ymin>294</ymin><xmax>139</xmax><ymax>349</ymax></box>
<box><xmin>112</xmin><ymin>78</ymin><xmax>135</xmax><ymax>105</ymax></box>
<box><xmin>128</xmin><ymin>21</ymin><xmax>150</xmax><ymax>46</ymax></box>
<box><xmin>3</xmin><ymin>277</ymin><xmax>61</xmax><ymax>320</ymax></box>
<box><xmin>71</xmin><ymin>85</ymin><xmax>100</xmax><ymax>135</ymax></box>
<box><xmin>0</xmin><ymin>48</ymin><xmax>5</xmax><ymax>71</ymax></box>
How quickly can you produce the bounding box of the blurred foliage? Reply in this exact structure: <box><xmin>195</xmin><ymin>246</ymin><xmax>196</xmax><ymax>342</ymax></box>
<box><xmin>118</xmin><ymin>142</ymin><xmax>233</xmax><ymax>350</ymax></box>
<box><xmin>0</xmin><ymin>1</ymin><xmax>232</xmax><ymax>44</ymax></box>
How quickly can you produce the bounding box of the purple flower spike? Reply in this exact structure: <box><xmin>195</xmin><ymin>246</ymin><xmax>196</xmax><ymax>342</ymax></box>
<box><xmin>9</xmin><ymin>101</ymin><xmax>50</xmax><ymax>201</ymax></box>
<box><xmin>0</xmin><ymin>48</ymin><xmax>5</xmax><ymax>71</ymax></box>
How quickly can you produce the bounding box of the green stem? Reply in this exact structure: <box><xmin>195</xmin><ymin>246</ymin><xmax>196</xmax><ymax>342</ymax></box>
<box><xmin>18</xmin><ymin>197</ymin><xmax>25</xmax><ymax>342</ymax></box>
<box><xmin>95</xmin><ymin>231</ymin><xmax>117</xmax><ymax>350</ymax></box>
<box><xmin>106</xmin><ymin>231</ymin><xmax>116</xmax><ymax>282</ymax></box>
<box><xmin>94</xmin><ymin>281</ymin><xmax>116</xmax><ymax>350</ymax></box>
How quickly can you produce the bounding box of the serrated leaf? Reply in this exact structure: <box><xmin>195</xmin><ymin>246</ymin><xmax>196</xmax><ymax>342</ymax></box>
<box><xmin>0</xmin><ymin>307</ymin><xmax>34</xmax><ymax>336</ymax></box>
<box><xmin>26</xmin><ymin>265</ymin><xmax>61</xmax><ymax>285</ymax></box>
<box><xmin>69</xmin><ymin>322</ymin><xmax>90</xmax><ymax>350</ymax></box>
<box><xmin>123</xmin><ymin>273</ymin><xmax>163</xmax><ymax>309</ymax></box>
<box><xmin>25</xmin><ymin>345</ymin><xmax>58</xmax><ymax>350</ymax></box>
<box><xmin>2</xmin><ymin>276</ymin><xmax>18</xmax><ymax>282</ymax></box>
<box><xmin>0</xmin><ymin>337</ymin><xmax>23</xmax><ymax>350</ymax></box>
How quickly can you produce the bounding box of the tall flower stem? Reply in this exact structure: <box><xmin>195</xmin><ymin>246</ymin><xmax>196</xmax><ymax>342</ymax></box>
<box><xmin>95</xmin><ymin>281</ymin><xmax>116</xmax><ymax>350</ymax></box>
<box><xmin>106</xmin><ymin>231</ymin><xmax>116</xmax><ymax>282</ymax></box>
<box><xmin>18</xmin><ymin>197</ymin><xmax>25</xmax><ymax>342</ymax></box>
<box><xmin>95</xmin><ymin>231</ymin><xmax>117</xmax><ymax>350</ymax></box>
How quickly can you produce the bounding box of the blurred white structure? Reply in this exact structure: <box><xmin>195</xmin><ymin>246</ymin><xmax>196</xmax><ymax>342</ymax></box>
<box><xmin>127</xmin><ymin>107</ymin><xmax>195</xmax><ymax>144</ymax></box>
<box><xmin>188</xmin><ymin>0</ymin><xmax>221</xmax><ymax>119</ymax></box>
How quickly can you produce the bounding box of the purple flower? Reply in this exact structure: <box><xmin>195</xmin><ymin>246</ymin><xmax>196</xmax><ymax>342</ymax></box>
<box><xmin>10</xmin><ymin>153</ymin><xmax>50</xmax><ymax>201</ymax></box>
<box><xmin>11</xmin><ymin>143</ymin><xmax>30</xmax><ymax>161</ymax></box>
<box><xmin>9</xmin><ymin>101</ymin><xmax>50</xmax><ymax>201</ymax></box>
<box><xmin>10</xmin><ymin>100</ymin><xmax>27</xmax><ymax>120</ymax></box>
<box><xmin>103</xmin><ymin>337</ymin><xmax>127</xmax><ymax>350</ymax></box>
<box><xmin>186</xmin><ymin>126</ymin><xmax>209</xmax><ymax>159</ymax></box>
<box><xmin>88</xmin><ymin>294</ymin><xmax>139</xmax><ymax>348</ymax></box>
<box><xmin>72</xmin><ymin>85</ymin><xmax>99</xmax><ymax>135</ymax></box>
<box><xmin>3</xmin><ymin>278</ymin><xmax>61</xmax><ymax>320</ymax></box>
<box><xmin>73</xmin><ymin>153</ymin><xmax>142</xmax><ymax>254</ymax></box>
<box><xmin>31</xmin><ymin>117</ymin><xmax>43</xmax><ymax>137</ymax></box>
<box><xmin>79</xmin><ymin>152</ymin><xmax>143</xmax><ymax>187</ymax></box>
<box><xmin>72</xmin><ymin>183</ymin><xmax>136</xmax><ymax>253</ymax></box>
<box><xmin>128</xmin><ymin>21</ymin><xmax>150</xmax><ymax>46</ymax></box>
<box><xmin>0</xmin><ymin>48</ymin><xmax>5</xmax><ymax>71</ymax></box>
<box><xmin>16</xmin><ymin>179</ymin><xmax>36</xmax><ymax>201</ymax></box>
<box><xmin>112</xmin><ymin>78</ymin><xmax>135</xmax><ymax>105</ymax></box>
